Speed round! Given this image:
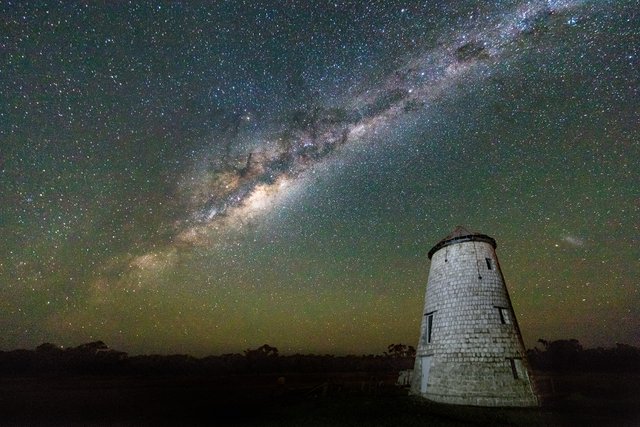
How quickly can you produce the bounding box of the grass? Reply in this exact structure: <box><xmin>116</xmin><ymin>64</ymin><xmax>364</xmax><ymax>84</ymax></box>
<box><xmin>0</xmin><ymin>372</ymin><xmax>638</xmax><ymax>426</ymax></box>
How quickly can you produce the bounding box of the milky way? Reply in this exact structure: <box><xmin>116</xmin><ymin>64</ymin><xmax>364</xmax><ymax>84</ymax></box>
<box><xmin>180</xmin><ymin>0</ymin><xmax>585</xmax><ymax>238</ymax></box>
<box><xmin>1</xmin><ymin>0</ymin><xmax>638</xmax><ymax>355</ymax></box>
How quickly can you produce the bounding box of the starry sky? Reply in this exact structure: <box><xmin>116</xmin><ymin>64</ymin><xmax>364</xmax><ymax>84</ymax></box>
<box><xmin>1</xmin><ymin>0</ymin><xmax>638</xmax><ymax>356</ymax></box>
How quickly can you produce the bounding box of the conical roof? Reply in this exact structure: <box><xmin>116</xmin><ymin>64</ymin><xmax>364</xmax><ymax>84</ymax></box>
<box><xmin>428</xmin><ymin>225</ymin><xmax>496</xmax><ymax>259</ymax></box>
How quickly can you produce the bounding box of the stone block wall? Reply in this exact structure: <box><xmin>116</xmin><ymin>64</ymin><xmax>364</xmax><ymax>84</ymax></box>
<box><xmin>411</xmin><ymin>240</ymin><xmax>538</xmax><ymax>407</ymax></box>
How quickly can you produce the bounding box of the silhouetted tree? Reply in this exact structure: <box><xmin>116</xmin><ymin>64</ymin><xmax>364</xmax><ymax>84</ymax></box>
<box><xmin>36</xmin><ymin>342</ymin><xmax>62</xmax><ymax>353</ymax></box>
<box><xmin>244</xmin><ymin>344</ymin><xmax>279</xmax><ymax>358</ymax></box>
<box><xmin>385</xmin><ymin>344</ymin><xmax>416</xmax><ymax>358</ymax></box>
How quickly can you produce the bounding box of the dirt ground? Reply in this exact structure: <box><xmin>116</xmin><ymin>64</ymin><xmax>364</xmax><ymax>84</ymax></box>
<box><xmin>0</xmin><ymin>371</ymin><xmax>638</xmax><ymax>426</ymax></box>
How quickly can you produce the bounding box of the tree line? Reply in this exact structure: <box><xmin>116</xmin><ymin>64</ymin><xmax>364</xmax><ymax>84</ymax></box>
<box><xmin>0</xmin><ymin>342</ymin><xmax>415</xmax><ymax>376</ymax></box>
<box><xmin>1</xmin><ymin>339</ymin><xmax>637</xmax><ymax>376</ymax></box>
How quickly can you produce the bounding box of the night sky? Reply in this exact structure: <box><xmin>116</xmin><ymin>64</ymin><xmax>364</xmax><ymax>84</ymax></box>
<box><xmin>1</xmin><ymin>0</ymin><xmax>638</xmax><ymax>356</ymax></box>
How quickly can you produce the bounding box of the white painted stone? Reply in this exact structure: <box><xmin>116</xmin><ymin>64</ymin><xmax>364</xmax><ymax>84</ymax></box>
<box><xmin>410</xmin><ymin>227</ymin><xmax>538</xmax><ymax>407</ymax></box>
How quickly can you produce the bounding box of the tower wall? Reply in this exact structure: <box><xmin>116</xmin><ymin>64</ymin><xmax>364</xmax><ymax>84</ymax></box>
<box><xmin>410</xmin><ymin>237</ymin><xmax>538</xmax><ymax>407</ymax></box>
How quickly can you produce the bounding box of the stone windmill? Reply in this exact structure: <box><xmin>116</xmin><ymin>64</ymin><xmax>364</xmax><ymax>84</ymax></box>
<box><xmin>410</xmin><ymin>226</ymin><xmax>538</xmax><ymax>406</ymax></box>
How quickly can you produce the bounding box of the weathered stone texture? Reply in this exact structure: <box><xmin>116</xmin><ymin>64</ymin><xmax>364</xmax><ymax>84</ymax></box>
<box><xmin>410</xmin><ymin>232</ymin><xmax>538</xmax><ymax>407</ymax></box>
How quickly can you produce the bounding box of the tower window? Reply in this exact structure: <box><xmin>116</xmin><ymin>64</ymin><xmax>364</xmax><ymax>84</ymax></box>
<box><xmin>497</xmin><ymin>307</ymin><xmax>511</xmax><ymax>324</ymax></box>
<box><xmin>508</xmin><ymin>358</ymin><xmax>527</xmax><ymax>380</ymax></box>
<box><xmin>509</xmin><ymin>358</ymin><xmax>518</xmax><ymax>379</ymax></box>
<box><xmin>424</xmin><ymin>312</ymin><xmax>435</xmax><ymax>344</ymax></box>
<box><xmin>485</xmin><ymin>258</ymin><xmax>493</xmax><ymax>270</ymax></box>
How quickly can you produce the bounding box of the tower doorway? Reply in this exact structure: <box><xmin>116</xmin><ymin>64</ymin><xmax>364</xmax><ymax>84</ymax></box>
<box><xmin>420</xmin><ymin>356</ymin><xmax>432</xmax><ymax>393</ymax></box>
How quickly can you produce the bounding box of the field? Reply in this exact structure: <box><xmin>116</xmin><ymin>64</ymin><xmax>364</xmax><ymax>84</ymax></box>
<box><xmin>0</xmin><ymin>371</ymin><xmax>638</xmax><ymax>426</ymax></box>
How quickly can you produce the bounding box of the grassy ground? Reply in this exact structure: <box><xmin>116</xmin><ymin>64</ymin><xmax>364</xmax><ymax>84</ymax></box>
<box><xmin>0</xmin><ymin>372</ymin><xmax>638</xmax><ymax>426</ymax></box>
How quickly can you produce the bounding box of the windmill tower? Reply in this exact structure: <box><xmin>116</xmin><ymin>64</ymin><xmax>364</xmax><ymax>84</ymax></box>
<box><xmin>410</xmin><ymin>226</ymin><xmax>538</xmax><ymax>406</ymax></box>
